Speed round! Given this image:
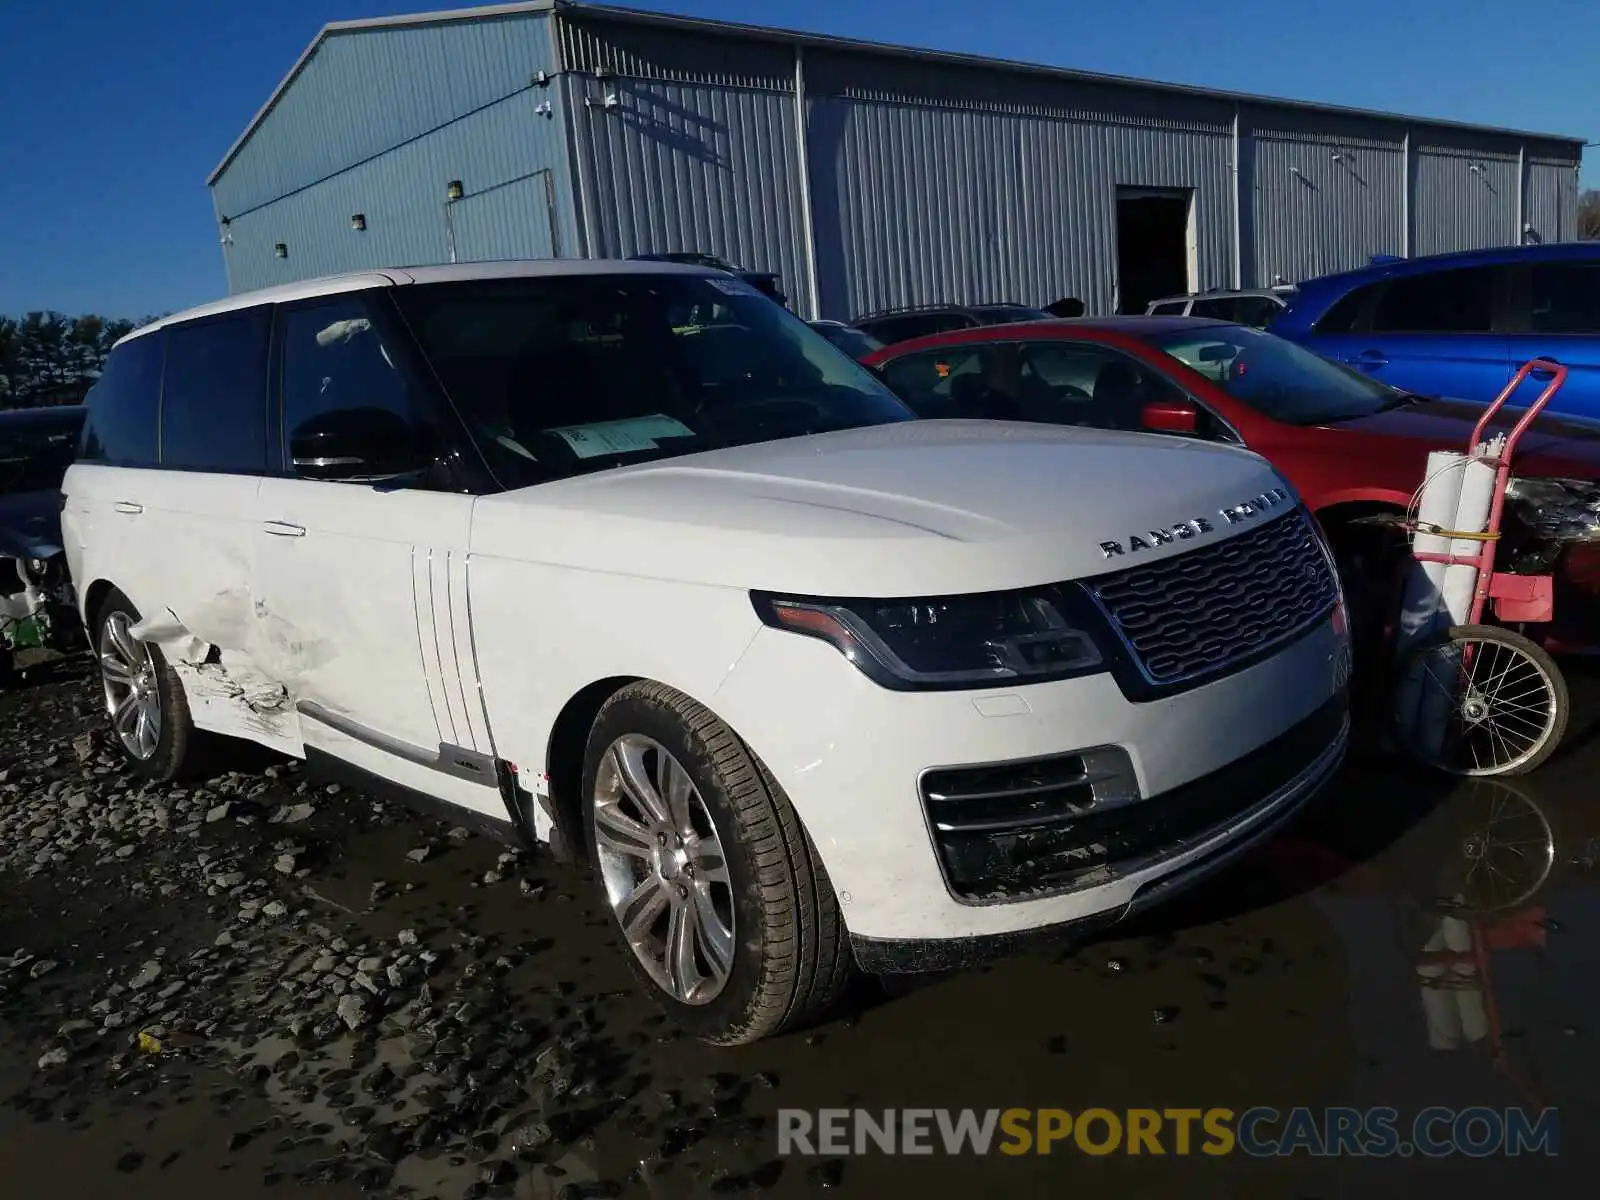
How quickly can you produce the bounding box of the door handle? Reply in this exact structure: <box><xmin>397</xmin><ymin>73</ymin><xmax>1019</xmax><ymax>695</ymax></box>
<box><xmin>113</xmin><ymin>501</ymin><xmax>143</xmax><ymax>515</ymax></box>
<box><xmin>262</xmin><ymin>520</ymin><xmax>306</xmax><ymax>538</ymax></box>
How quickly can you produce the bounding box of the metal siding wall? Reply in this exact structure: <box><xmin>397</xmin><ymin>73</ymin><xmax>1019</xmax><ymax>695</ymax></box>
<box><xmin>1524</xmin><ymin>158</ymin><xmax>1577</xmax><ymax>244</ymax></box>
<box><xmin>215</xmin><ymin>15</ymin><xmax>557</xmax><ymax>216</ymax></box>
<box><xmin>222</xmin><ymin>92</ymin><xmax>568</xmax><ymax>293</ymax></box>
<box><xmin>1251</xmin><ymin>134</ymin><xmax>1405</xmax><ymax>285</ymax></box>
<box><xmin>557</xmin><ymin>17</ymin><xmax>793</xmax><ymax>89</ymax></box>
<box><xmin>1413</xmin><ymin>147</ymin><xmax>1518</xmax><ymax>257</ymax></box>
<box><xmin>808</xmin><ymin>95</ymin><xmax>1232</xmax><ymax>319</ymax></box>
<box><xmin>564</xmin><ymin>74</ymin><xmax>811</xmax><ymax>316</ymax></box>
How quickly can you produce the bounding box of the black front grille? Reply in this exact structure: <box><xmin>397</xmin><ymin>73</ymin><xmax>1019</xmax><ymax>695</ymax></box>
<box><xmin>1086</xmin><ymin>507</ymin><xmax>1337</xmax><ymax>687</ymax></box>
<box><xmin>923</xmin><ymin>695</ymin><xmax>1346</xmax><ymax>903</ymax></box>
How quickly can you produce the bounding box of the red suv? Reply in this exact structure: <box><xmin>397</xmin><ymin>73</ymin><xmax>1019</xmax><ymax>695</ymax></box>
<box><xmin>863</xmin><ymin>317</ymin><xmax>1600</xmax><ymax>654</ymax></box>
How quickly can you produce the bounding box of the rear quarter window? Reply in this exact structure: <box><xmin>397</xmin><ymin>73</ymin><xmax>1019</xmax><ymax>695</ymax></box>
<box><xmin>79</xmin><ymin>333</ymin><xmax>164</xmax><ymax>468</ymax></box>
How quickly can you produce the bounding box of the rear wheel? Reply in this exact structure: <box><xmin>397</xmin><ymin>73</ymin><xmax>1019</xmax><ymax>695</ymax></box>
<box><xmin>582</xmin><ymin>681</ymin><xmax>853</xmax><ymax>1045</ymax></box>
<box><xmin>94</xmin><ymin>588</ymin><xmax>207</xmax><ymax>781</ymax></box>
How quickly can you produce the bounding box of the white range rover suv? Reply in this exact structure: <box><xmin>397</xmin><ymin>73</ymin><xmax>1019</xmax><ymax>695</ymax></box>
<box><xmin>62</xmin><ymin>261</ymin><xmax>1349</xmax><ymax>1044</ymax></box>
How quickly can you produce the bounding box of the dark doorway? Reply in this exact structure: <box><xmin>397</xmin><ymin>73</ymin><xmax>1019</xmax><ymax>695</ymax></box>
<box><xmin>1115</xmin><ymin>188</ymin><xmax>1193</xmax><ymax>314</ymax></box>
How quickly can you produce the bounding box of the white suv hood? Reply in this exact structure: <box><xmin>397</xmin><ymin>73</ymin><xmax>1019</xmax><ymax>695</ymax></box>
<box><xmin>469</xmin><ymin>420</ymin><xmax>1292</xmax><ymax>596</ymax></box>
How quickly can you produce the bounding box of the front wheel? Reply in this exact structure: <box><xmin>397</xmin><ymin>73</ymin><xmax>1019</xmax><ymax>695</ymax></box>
<box><xmin>1393</xmin><ymin>624</ymin><xmax>1568</xmax><ymax>776</ymax></box>
<box><xmin>582</xmin><ymin>681</ymin><xmax>854</xmax><ymax>1045</ymax></box>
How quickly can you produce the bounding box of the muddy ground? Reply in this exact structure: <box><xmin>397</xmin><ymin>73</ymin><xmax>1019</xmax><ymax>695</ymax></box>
<box><xmin>3</xmin><ymin>658</ymin><xmax>1598</xmax><ymax>1199</ymax></box>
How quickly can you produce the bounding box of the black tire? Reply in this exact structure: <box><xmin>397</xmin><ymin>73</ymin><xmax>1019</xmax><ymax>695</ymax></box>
<box><xmin>1394</xmin><ymin>624</ymin><xmax>1569</xmax><ymax>777</ymax></box>
<box><xmin>1330</xmin><ymin>524</ymin><xmax>1407</xmax><ymax>661</ymax></box>
<box><xmin>581</xmin><ymin>681</ymin><xmax>854</xmax><ymax>1045</ymax></box>
<box><xmin>93</xmin><ymin>587</ymin><xmax>210</xmax><ymax>782</ymax></box>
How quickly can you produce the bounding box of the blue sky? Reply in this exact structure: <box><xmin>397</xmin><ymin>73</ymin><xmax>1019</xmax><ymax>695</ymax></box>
<box><xmin>0</xmin><ymin>0</ymin><xmax>1594</xmax><ymax>318</ymax></box>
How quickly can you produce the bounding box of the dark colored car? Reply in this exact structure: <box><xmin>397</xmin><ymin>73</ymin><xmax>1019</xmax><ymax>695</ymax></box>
<box><xmin>629</xmin><ymin>251</ymin><xmax>787</xmax><ymax>308</ymax></box>
<box><xmin>1271</xmin><ymin>242</ymin><xmax>1600</xmax><ymax>420</ymax></box>
<box><xmin>807</xmin><ymin>319</ymin><xmax>883</xmax><ymax>361</ymax></box>
<box><xmin>851</xmin><ymin>303</ymin><xmax>1055</xmax><ymax>347</ymax></box>
<box><xmin>1</xmin><ymin>405</ymin><xmax>87</xmax><ymax>683</ymax></box>
<box><xmin>863</xmin><ymin>317</ymin><xmax>1600</xmax><ymax>656</ymax></box>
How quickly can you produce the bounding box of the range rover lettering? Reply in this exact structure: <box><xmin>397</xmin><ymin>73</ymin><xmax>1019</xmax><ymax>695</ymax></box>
<box><xmin>62</xmin><ymin>261</ymin><xmax>1350</xmax><ymax>1044</ymax></box>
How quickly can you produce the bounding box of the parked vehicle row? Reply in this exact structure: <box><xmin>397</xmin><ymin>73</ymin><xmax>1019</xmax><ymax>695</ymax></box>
<box><xmin>863</xmin><ymin>314</ymin><xmax>1600</xmax><ymax>659</ymax></box>
<box><xmin>50</xmin><ymin>259</ymin><xmax>1352</xmax><ymax>1044</ymax></box>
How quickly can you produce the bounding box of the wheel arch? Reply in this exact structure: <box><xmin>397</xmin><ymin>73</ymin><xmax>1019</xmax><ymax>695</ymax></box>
<box><xmin>1313</xmin><ymin>496</ymin><xmax>1410</xmax><ymax>544</ymax></box>
<box><xmin>543</xmin><ymin>675</ymin><xmax>642</xmax><ymax>863</ymax></box>
<box><xmin>81</xmin><ymin>578</ymin><xmax>117</xmax><ymax>633</ymax></box>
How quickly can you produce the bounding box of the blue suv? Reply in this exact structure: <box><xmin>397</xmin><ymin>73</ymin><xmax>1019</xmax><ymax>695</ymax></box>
<box><xmin>1271</xmin><ymin>243</ymin><xmax>1600</xmax><ymax>419</ymax></box>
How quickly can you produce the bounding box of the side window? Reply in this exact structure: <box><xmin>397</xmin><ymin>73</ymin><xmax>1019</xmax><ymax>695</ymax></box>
<box><xmin>1370</xmin><ymin>267</ymin><xmax>1497</xmax><ymax>333</ymax></box>
<box><xmin>160</xmin><ymin>311</ymin><xmax>270</xmax><ymax>473</ymax></box>
<box><xmin>1188</xmin><ymin>298</ymin><xmax>1237</xmax><ymax>321</ymax></box>
<box><xmin>279</xmin><ymin>298</ymin><xmax>425</xmax><ymax>482</ymax></box>
<box><xmin>1313</xmin><ymin>283</ymin><xmax>1379</xmax><ymax>334</ymax></box>
<box><xmin>1234</xmin><ymin>297</ymin><xmax>1285</xmax><ymax>328</ymax></box>
<box><xmin>1015</xmin><ymin>342</ymin><xmax>1190</xmax><ymax>431</ymax></box>
<box><xmin>1529</xmin><ymin>262</ymin><xmax>1600</xmax><ymax>334</ymax></box>
<box><xmin>881</xmin><ymin>346</ymin><xmax>994</xmax><ymax>418</ymax></box>
<box><xmin>79</xmin><ymin>332</ymin><xmax>164</xmax><ymax>468</ymax></box>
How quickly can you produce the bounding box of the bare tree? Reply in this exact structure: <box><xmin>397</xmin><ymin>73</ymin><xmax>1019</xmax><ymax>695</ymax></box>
<box><xmin>1580</xmin><ymin>189</ymin><xmax>1600</xmax><ymax>240</ymax></box>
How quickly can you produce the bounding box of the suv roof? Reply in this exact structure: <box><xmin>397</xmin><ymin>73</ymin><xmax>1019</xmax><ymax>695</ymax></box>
<box><xmin>117</xmin><ymin>259</ymin><xmax>723</xmax><ymax>347</ymax></box>
<box><xmin>851</xmin><ymin>302</ymin><xmax>1044</xmax><ymax>323</ymax></box>
<box><xmin>1147</xmin><ymin>286</ymin><xmax>1293</xmax><ymax>307</ymax></box>
<box><xmin>1299</xmin><ymin>241</ymin><xmax>1600</xmax><ymax>293</ymax></box>
<box><xmin>1273</xmin><ymin>241</ymin><xmax>1600</xmax><ymax>334</ymax></box>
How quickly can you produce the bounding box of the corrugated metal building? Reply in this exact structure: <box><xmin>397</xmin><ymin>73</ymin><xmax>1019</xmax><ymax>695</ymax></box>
<box><xmin>209</xmin><ymin>0</ymin><xmax>1585</xmax><ymax>319</ymax></box>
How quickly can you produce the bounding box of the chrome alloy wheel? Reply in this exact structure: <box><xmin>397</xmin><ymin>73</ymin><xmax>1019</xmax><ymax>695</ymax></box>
<box><xmin>592</xmin><ymin>734</ymin><xmax>735</xmax><ymax>1004</ymax></box>
<box><xmin>99</xmin><ymin>611</ymin><xmax>162</xmax><ymax>760</ymax></box>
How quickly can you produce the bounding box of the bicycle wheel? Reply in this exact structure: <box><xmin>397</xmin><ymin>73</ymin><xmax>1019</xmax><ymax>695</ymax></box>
<box><xmin>1393</xmin><ymin>624</ymin><xmax>1568</xmax><ymax>776</ymax></box>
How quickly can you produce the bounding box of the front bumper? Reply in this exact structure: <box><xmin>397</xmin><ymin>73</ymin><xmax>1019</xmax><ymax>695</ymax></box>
<box><xmin>710</xmin><ymin>613</ymin><xmax>1350</xmax><ymax>946</ymax></box>
<box><xmin>850</xmin><ymin>699</ymin><xmax>1347</xmax><ymax>972</ymax></box>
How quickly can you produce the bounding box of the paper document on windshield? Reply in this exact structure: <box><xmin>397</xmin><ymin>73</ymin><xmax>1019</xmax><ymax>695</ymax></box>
<box><xmin>548</xmin><ymin>414</ymin><xmax>696</xmax><ymax>459</ymax></box>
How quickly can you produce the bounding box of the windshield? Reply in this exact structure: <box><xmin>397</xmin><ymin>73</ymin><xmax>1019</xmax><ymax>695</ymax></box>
<box><xmin>0</xmin><ymin>410</ymin><xmax>84</xmax><ymax>494</ymax></box>
<box><xmin>393</xmin><ymin>274</ymin><xmax>914</xmax><ymax>488</ymax></box>
<box><xmin>1149</xmin><ymin>325</ymin><xmax>1400</xmax><ymax>424</ymax></box>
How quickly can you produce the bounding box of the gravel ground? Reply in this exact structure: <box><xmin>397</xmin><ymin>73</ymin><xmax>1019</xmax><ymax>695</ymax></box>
<box><xmin>3</xmin><ymin>659</ymin><xmax>1599</xmax><ymax>1198</ymax></box>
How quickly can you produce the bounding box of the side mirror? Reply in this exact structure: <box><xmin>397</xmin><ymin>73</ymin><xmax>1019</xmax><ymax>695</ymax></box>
<box><xmin>1141</xmin><ymin>399</ymin><xmax>1200</xmax><ymax>434</ymax></box>
<box><xmin>289</xmin><ymin>407</ymin><xmax>422</xmax><ymax>482</ymax></box>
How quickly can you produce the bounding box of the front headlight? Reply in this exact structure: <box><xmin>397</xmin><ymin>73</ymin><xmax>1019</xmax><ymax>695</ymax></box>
<box><xmin>1505</xmin><ymin>476</ymin><xmax>1600</xmax><ymax>542</ymax></box>
<box><xmin>751</xmin><ymin>586</ymin><xmax>1105</xmax><ymax>691</ymax></box>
